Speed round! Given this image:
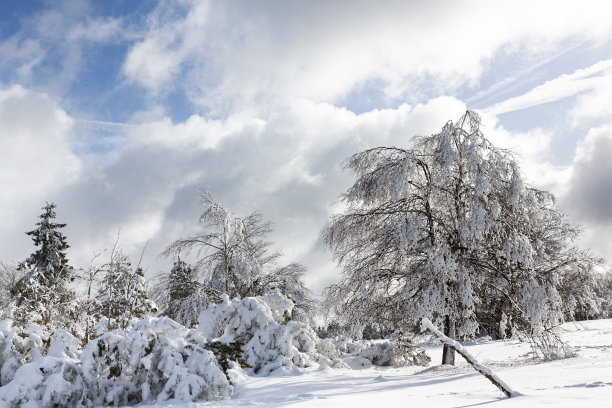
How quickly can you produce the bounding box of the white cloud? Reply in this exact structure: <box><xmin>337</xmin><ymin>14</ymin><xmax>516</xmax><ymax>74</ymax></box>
<box><xmin>559</xmin><ymin>124</ymin><xmax>612</xmax><ymax>261</ymax></box>
<box><xmin>126</xmin><ymin>112</ymin><xmax>266</xmax><ymax>151</ymax></box>
<box><xmin>570</xmin><ymin>71</ymin><xmax>612</xmax><ymax>127</ymax></box>
<box><xmin>67</xmin><ymin>16</ymin><xmax>125</xmax><ymax>43</ymax></box>
<box><xmin>122</xmin><ymin>0</ymin><xmax>612</xmax><ymax>114</ymax></box>
<box><xmin>485</xmin><ymin>59</ymin><xmax>612</xmax><ymax>115</ymax></box>
<box><xmin>0</xmin><ymin>85</ymin><xmax>81</xmax><ymax>260</ymax></box>
<box><xmin>0</xmin><ymin>7</ymin><xmax>126</xmax><ymax>94</ymax></box>
<box><xmin>477</xmin><ymin>110</ymin><xmax>572</xmax><ymax>196</ymax></box>
<box><xmin>0</xmin><ymin>37</ymin><xmax>44</xmax><ymax>81</ymax></box>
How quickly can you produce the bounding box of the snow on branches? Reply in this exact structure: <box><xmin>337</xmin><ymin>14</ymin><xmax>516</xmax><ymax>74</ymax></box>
<box><xmin>162</xmin><ymin>191</ymin><xmax>315</xmax><ymax>321</ymax></box>
<box><xmin>198</xmin><ymin>292</ymin><xmax>337</xmax><ymax>375</ymax></box>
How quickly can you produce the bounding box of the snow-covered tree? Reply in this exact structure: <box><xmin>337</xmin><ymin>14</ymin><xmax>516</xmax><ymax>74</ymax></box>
<box><xmin>11</xmin><ymin>203</ymin><xmax>77</xmax><ymax>330</ymax></box>
<box><xmin>97</xmin><ymin>246</ymin><xmax>157</xmax><ymax>330</ymax></box>
<box><xmin>163</xmin><ymin>191</ymin><xmax>314</xmax><ymax>319</ymax></box>
<box><xmin>151</xmin><ymin>259</ymin><xmax>215</xmax><ymax>327</ymax></box>
<box><xmin>593</xmin><ymin>269</ymin><xmax>612</xmax><ymax>319</ymax></box>
<box><xmin>18</xmin><ymin>203</ymin><xmax>71</xmax><ymax>282</ymax></box>
<box><xmin>74</xmin><ymin>253</ymin><xmax>106</xmax><ymax>345</ymax></box>
<box><xmin>0</xmin><ymin>263</ymin><xmax>20</xmax><ymax>320</ymax></box>
<box><xmin>324</xmin><ymin>111</ymin><xmax>592</xmax><ymax>363</ymax></box>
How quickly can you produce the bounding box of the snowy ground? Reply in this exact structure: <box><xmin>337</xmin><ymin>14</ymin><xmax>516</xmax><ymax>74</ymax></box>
<box><xmin>141</xmin><ymin>319</ymin><xmax>612</xmax><ymax>408</ymax></box>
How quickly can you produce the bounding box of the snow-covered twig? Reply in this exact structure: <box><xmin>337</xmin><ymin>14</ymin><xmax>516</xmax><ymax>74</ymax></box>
<box><xmin>421</xmin><ymin>318</ymin><xmax>515</xmax><ymax>398</ymax></box>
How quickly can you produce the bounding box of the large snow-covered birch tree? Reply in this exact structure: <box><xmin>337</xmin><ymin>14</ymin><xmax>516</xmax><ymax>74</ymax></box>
<box><xmin>324</xmin><ymin>111</ymin><xmax>591</xmax><ymax>363</ymax></box>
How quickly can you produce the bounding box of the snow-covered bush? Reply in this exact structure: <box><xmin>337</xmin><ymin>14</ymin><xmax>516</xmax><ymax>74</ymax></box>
<box><xmin>0</xmin><ymin>320</ymin><xmax>82</xmax><ymax>387</ymax></box>
<box><xmin>286</xmin><ymin>320</ymin><xmax>349</xmax><ymax>368</ymax></box>
<box><xmin>316</xmin><ymin>338</ymin><xmax>338</xmax><ymax>360</ymax></box>
<box><xmin>199</xmin><ymin>293</ymin><xmax>332</xmax><ymax>375</ymax></box>
<box><xmin>357</xmin><ymin>338</ymin><xmax>430</xmax><ymax>367</ymax></box>
<box><xmin>82</xmin><ymin>317</ymin><xmax>231</xmax><ymax>406</ymax></box>
<box><xmin>0</xmin><ymin>320</ymin><xmax>23</xmax><ymax>386</ymax></box>
<box><xmin>322</xmin><ymin>331</ymin><xmax>429</xmax><ymax>368</ymax></box>
<box><xmin>329</xmin><ymin>335</ymin><xmax>367</xmax><ymax>355</ymax></box>
<box><xmin>0</xmin><ymin>326</ymin><xmax>83</xmax><ymax>407</ymax></box>
<box><xmin>286</xmin><ymin>320</ymin><xmax>318</xmax><ymax>354</ymax></box>
<box><xmin>0</xmin><ymin>354</ymin><xmax>84</xmax><ymax>408</ymax></box>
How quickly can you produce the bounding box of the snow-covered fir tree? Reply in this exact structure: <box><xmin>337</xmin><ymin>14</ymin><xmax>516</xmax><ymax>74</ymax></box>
<box><xmin>19</xmin><ymin>202</ymin><xmax>71</xmax><ymax>282</ymax></box>
<box><xmin>11</xmin><ymin>202</ymin><xmax>77</xmax><ymax>330</ymax></box>
<box><xmin>324</xmin><ymin>111</ymin><xmax>594</xmax><ymax>363</ymax></box>
<box><xmin>163</xmin><ymin>191</ymin><xmax>315</xmax><ymax>320</ymax></box>
<box><xmin>151</xmin><ymin>258</ymin><xmax>213</xmax><ymax>327</ymax></box>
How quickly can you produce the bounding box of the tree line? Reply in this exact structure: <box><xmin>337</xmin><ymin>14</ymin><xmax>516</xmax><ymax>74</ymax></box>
<box><xmin>0</xmin><ymin>193</ymin><xmax>314</xmax><ymax>347</ymax></box>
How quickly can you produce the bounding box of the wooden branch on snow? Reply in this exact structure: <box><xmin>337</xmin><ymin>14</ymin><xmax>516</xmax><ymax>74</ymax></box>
<box><xmin>421</xmin><ymin>318</ymin><xmax>515</xmax><ymax>398</ymax></box>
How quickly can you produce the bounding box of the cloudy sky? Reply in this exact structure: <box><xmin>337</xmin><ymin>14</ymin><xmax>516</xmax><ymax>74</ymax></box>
<box><xmin>1</xmin><ymin>0</ymin><xmax>612</xmax><ymax>294</ymax></box>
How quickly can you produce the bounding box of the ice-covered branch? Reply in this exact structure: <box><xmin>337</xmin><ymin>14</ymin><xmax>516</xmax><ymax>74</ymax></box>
<box><xmin>421</xmin><ymin>318</ymin><xmax>515</xmax><ymax>398</ymax></box>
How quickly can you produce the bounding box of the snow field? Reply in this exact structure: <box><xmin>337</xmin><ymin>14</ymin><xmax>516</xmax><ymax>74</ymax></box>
<box><xmin>138</xmin><ymin>319</ymin><xmax>612</xmax><ymax>407</ymax></box>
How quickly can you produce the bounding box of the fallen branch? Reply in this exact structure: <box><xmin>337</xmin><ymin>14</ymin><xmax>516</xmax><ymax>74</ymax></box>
<box><xmin>421</xmin><ymin>318</ymin><xmax>515</xmax><ymax>398</ymax></box>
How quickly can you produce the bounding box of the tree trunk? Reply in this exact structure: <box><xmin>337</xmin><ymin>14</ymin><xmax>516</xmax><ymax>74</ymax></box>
<box><xmin>442</xmin><ymin>315</ymin><xmax>456</xmax><ymax>365</ymax></box>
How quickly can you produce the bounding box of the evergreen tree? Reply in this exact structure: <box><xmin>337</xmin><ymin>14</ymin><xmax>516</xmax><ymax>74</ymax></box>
<box><xmin>167</xmin><ymin>259</ymin><xmax>197</xmax><ymax>302</ymax></box>
<box><xmin>152</xmin><ymin>258</ymin><xmax>213</xmax><ymax>327</ymax></box>
<box><xmin>20</xmin><ymin>202</ymin><xmax>71</xmax><ymax>282</ymax></box>
<box><xmin>12</xmin><ymin>202</ymin><xmax>76</xmax><ymax>329</ymax></box>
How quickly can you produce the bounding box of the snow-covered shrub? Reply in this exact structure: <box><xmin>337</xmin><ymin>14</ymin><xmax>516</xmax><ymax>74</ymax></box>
<box><xmin>206</xmin><ymin>341</ymin><xmax>249</xmax><ymax>373</ymax></box>
<box><xmin>285</xmin><ymin>320</ymin><xmax>317</xmax><ymax>353</ymax></box>
<box><xmin>0</xmin><ymin>320</ymin><xmax>23</xmax><ymax>386</ymax></box>
<box><xmin>357</xmin><ymin>337</ymin><xmax>430</xmax><ymax>367</ymax></box>
<box><xmin>323</xmin><ymin>331</ymin><xmax>429</xmax><ymax>368</ymax></box>
<box><xmin>0</xmin><ymin>328</ymin><xmax>84</xmax><ymax>408</ymax></box>
<box><xmin>0</xmin><ymin>354</ymin><xmax>84</xmax><ymax>408</ymax></box>
<box><xmin>530</xmin><ymin>329</ymin><xmax>574</xmax><ymax>361</ymax></box>
<box><xmin>0</xmin><ymin>320</ymin><xmax>82</xmax><ymax>388</ymax></box>
<box><xmin>82</xmin><ymin>317</ymin><xmax>231</xmax><ymax>406</ymax></box>
<box><xmin>329</xmin><ymin>335</ymin><xmax>367</xmax><ymax>354</ymax></box>
<box><xmin>316</xmin><ymin>338</ymin><xmax>338</xmax><ymax>360</ymax></box>
<box><xmin>286</xmin><ymin>320</ymin><xmax>348</xmax><ymax>368</ymax></box>
<box><xmin>199</xmin><ymin>293</ymin><xmax>328</xmax><ymax>375</ymax></box>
